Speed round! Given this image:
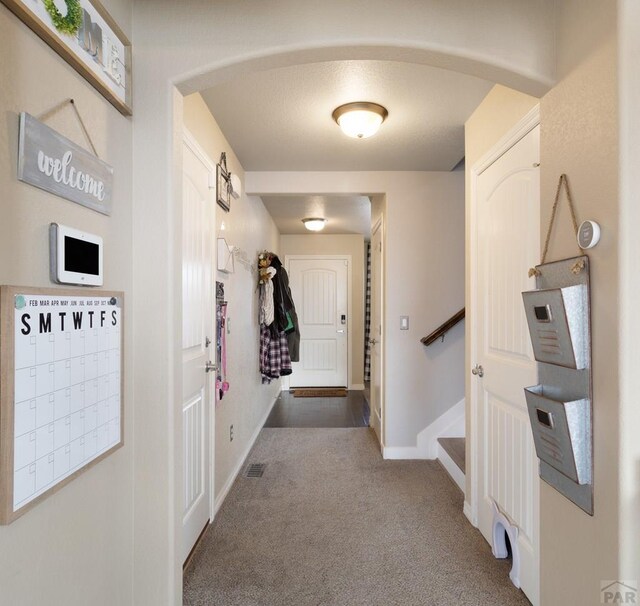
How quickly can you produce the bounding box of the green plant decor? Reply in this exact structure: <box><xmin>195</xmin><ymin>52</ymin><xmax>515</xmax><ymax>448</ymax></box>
<box><xmin>42</xmin><ymin>0</ymin><xmax>82</xmax><ymax>36</ymax></box>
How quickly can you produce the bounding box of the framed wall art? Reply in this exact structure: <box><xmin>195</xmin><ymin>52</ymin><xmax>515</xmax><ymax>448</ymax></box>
<box><xmin>1</xmin><ymin>0</ymin><xmax>132</xmax><ymax>115</ymax></box>
<box><xmin>216</xmin><ymin>153</ymin><xmax>231</xmax><ymax>212</ymax></box>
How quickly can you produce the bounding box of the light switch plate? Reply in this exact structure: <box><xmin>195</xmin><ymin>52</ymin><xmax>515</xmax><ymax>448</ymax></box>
<box><xmin>400</xmin><ymin>316</ymin><xmax>409</xmax><ymax>330</ymax></box>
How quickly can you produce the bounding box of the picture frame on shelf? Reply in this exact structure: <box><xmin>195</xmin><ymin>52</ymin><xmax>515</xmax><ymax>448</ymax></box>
<box><xmin>0</xmin><ymin>0</ymin><xmax>132</xmax><ymax>115</ymax></box>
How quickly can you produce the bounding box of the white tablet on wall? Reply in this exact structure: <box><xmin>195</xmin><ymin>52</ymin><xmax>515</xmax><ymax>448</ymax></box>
<box><xmin>49</xmin><ymin>223</ymin><xmax>104</xmax><ymax>286</ymax></box>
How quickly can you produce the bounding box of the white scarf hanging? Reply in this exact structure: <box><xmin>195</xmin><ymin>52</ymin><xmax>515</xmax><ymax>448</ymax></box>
<box><xmin>262</xmin><ymin>266</ymin><xmax>276</xmax><ymax>326</ymax></box>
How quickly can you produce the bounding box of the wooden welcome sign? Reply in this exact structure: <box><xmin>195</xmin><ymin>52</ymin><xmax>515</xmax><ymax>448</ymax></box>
<box><xmin>18</xmin><ymin>112</ymin><xmax>114</xmax><ymax>215</ymax></box>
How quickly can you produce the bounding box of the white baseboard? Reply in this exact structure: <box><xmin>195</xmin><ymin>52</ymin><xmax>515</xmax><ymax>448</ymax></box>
<box><xmin>382</xmin><ymin>446</ymin><xmax>422</xmax><ymax>459</ymax></box>
<box><xmin>379</xmin><ymin>398</ymin><xmax>465</xmax><ymax>461</ymax></box>
<box><xmin>437</xmin><ymin>443</ymin><xmax>465</xmax><ymax>493</ymax></box>
<box><xmin>463</xmin><ymin>501</ymin><xmax>477</xmax><ymax>527</ymax></box>
<box><xmin>417</xmin><ymin>398</ymin><xmax>465</xmax><ymax>459</ymax></box>
<box><xmin>213</xmin><ymin>392</ymin><xmax>279</xmax><ymax>515</ymax></box>
<box><xmin>349</xmin><ymin>383</ymin><xmax>365</xmax><ymax>391</ymax></box>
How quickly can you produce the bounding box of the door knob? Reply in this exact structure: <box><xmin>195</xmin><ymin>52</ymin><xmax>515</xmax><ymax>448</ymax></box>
<box><xmin>205</xmin><ymin>361</ymin><xmax>217</xmax><ymax>373</ymax></box>
<box><xmin>471</xmin><ymin>364</ymin><xmax>484</xmax><ymax>378</ymax></box>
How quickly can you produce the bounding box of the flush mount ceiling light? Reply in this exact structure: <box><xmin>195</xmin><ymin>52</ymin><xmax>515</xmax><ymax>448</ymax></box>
<box><xmin>332</xmin><ymin>102</ymin><xmax>388</xmax><ymax>139</ymax></box>
<box><xmin>302</xmin><ymin>218</ymin><xmax>327</xmax><ymax>232</ymax></box>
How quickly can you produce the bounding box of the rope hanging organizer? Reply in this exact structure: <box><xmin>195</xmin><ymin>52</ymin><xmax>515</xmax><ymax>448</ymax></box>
<box><xmin>529</xmin><ymin>174</ymin><xmax>585</xmax><ymax>278</ymax></box>
<box><xmin>521</xmin><ymin>173</ymin><xmax>595</xmax><ymax>515</ymax></box>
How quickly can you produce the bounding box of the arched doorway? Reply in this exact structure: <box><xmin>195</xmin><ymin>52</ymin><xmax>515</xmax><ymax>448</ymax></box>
<box><xmin>130</xmin><ymin>5</ymin><xmax>554</xmax><ymax>601</ymax></box>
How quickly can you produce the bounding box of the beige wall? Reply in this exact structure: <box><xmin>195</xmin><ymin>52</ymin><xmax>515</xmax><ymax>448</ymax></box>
<box><xmin>0</xmin><ymin>2</ymin><xmax>134</xmax><ymax>605</ymax></box>
<box><xmin>463</xmin><ymin>85</ymin><xmax>539</xmax><ymax>498</ymax></box>
<box><xmin>540</xmin><ymin>2</ymin><xmax>619</xmax><ymax>602</ymax></box>
<box><xmin>280</xmin><ymin>234</ymin><xmax>366</xmax><ymax>387</ymax></box>
<box><xmin>183</xmin><ymin>94</ymin><xmax>281</xmax><ymax>500</ymax></box>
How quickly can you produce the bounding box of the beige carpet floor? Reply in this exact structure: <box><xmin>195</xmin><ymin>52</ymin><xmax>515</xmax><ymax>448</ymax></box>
<box><xmin>183</xmin><ymin>428</ymin><xmax>530</xmax><ymax>606</ymax></box>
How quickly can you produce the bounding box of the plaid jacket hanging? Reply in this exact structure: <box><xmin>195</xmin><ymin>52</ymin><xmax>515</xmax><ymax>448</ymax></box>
<box><xmin>260</xmin><ymin>324</ymin><xmax>292</xmax><ymax>384</ymax></box>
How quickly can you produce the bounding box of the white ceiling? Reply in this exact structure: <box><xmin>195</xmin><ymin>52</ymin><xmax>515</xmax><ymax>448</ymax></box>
<box><xmin>261</xmin><ymin>195</ymin><xmax>371</xmax><ymax>237</ymax></box>
<box><xmin>200</xmin><ymin>60</ymin><xmax>493</xmax><ymax>172</ymax></box>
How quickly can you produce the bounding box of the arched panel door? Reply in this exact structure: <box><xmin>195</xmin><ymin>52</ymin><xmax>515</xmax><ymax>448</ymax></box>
<box><xmin>288</xmin><ymin>258</ymin><xmax>348</xmax><ymax>387</ymax></box>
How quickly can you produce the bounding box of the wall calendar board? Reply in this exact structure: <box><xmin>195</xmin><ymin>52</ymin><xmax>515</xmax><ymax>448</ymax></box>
<box><xmin>0</xmin><ymin>286</ymin><xmax>124</xmax><ymax>524</ymax></box>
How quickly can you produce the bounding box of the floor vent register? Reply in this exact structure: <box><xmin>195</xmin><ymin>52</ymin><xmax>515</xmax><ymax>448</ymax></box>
<box><xmin>246</xmin><ymin>463</ymin><xmax>266</xmax><ymax>478</ymax></box>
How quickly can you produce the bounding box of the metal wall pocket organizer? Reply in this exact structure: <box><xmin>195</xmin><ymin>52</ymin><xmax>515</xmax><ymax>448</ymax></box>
<box><xmin>522</xmin><ymin>255</ymin><xmax>593</xmax><ymax>514</ymax></box>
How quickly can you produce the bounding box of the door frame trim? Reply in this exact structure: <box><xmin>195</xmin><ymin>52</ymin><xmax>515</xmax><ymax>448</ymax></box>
<box><xmin>467</xmin><ymin>105</ymin><xmax>540</xmax><ymax>527</ymax></box>
<box><xmin>284</xmin><ymin>254</ymin><xmax>353</xmax><ymax>390</ymax></box>
<box><xmin>371</xmin><ymin>217</ymin><xmax>385</xmax><ymax>448</ymax></box>
<box><xmin>182</xmin><ymin>127</ymin><xmax>217</xmax><ymax>525</ymax></box>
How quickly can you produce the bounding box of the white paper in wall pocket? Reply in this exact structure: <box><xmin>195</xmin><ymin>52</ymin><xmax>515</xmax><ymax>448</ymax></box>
<box><xmin>230</xmin><ymin>173</ymin><xmax>241</xmax><ymax>199</ymax></box>
<box><xmin>217</xmin><ymin>238</ymin><xmax>234</xmax><ymax>273</ymax></box>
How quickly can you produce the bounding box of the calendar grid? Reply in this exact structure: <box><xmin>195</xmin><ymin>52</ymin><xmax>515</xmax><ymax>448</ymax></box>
<box><xmin>0</xmin><ymin>288</ymin><xmax>124</xmax><ymax>524</ymax></box>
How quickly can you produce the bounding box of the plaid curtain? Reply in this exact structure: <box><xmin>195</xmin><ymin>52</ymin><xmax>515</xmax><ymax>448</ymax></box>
<box><xmin>364</xmin><ymin>242</ymin><xmax>372</xmax><ymax>382</ymax></box>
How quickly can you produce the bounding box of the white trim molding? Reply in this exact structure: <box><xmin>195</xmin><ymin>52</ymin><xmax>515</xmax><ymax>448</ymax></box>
<box><xmin>417</xmin><ymin>398</ymin><xmax>465</xmax><ymax>459</ymax></box>
<box><xmin>463</xmin><ymin>501</ymin><xmax>477</xmax><ymax>527</ymax></box>
<box><xmin>382</xmin><ymin>397</ymin><xmax>465</xmax><ymax>460</ymax></box>
<box><xmin>383</xmin><ymin>446</ymin><xmax>421</xmax><ymax>460</ymax></box>
<box><xmin>474</xmin><ymin>106</ymin><xmax>541</xmax><ymax>175</ymax></box>
<box><xmin>437</xmin><ymin>444</ymin><xmax>465</xmax><ymax>493</ymax></box>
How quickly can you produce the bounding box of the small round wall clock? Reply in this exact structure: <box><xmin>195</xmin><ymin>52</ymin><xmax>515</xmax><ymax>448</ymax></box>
<box><xmin>577</xmin><ymin>220</ymin><xmax>601</xmax><ymax>250</ymax></box>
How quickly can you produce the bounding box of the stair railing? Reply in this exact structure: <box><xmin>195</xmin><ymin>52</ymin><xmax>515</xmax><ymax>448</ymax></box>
<box><xmin>420</xmin><ymin>308</ymin><xmax>465</xmax><ymax>346</ymax></box>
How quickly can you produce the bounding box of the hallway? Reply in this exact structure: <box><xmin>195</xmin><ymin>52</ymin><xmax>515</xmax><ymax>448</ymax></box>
<box><xmin>183</xmin><ymin>428</ymin><xmax>529</xmax><ymax>605</ymax></box>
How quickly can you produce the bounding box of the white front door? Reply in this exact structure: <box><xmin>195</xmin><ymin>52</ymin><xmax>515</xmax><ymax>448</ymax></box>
<box><xmin>181</xmin><ymin>131</ymin><xmax>216</xmax><ymax>562</ymax></box>
<box><xmin>472</xmin><ymin>123</ymin><xmax>540</xmax><ymax>604</ymax></box>
<box><xmin>369</xmin><ymin>221</ymin><xmax>384</xmax><ymax>444</ymax></box>
<box><xmin>287</xmin><ymin>257</ymin><xmax>349</xmax><ymax>387</ymax></box>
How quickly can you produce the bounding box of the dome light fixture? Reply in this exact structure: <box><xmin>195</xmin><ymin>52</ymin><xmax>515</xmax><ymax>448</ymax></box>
<box><xmin>302</xmin><ymin>218</ymin><xmax>327</xmax><ymax>232</ymax></box>
<box><xmin>332</xmin><ymin>102</ymin><xmax>388</xmax><ymax>139</ymax></box>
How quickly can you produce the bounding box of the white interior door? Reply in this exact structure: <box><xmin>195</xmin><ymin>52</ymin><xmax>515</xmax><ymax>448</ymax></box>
<box><xmin>369</xmin><ymin>221</ymin><xmax>384</xmax><ymax>444</ymax></box>
<box><xmin>287</xmin><ymin>257</ymin><xmax>348</xmax><ymax>388</ymax></box>
<box><xmin>473</xmin><ymin>123</ymin><xmax>540</xmax><ymax>604</ymax></box>
<box><xmin>181</xmin><ymin>131</ymin><xmax>216</xmax><ymax>562</ymax></box>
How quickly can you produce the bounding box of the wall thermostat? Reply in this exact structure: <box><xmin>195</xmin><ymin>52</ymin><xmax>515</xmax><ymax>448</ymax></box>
<box><xmin>49</xmin><ymin>223</ymin><xmax>103</xmax><ymax>286</ymax></box>
<box><xmin>577</xmin><ymin>220</ymin><xmax>601</xmax><ymax>250</ymax></box>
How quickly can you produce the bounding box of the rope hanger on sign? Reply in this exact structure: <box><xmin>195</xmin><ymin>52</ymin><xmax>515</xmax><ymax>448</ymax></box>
<box><xmin>528</xmin><ymin>174</ymin><xmax>584</xmax><ymax>277</ymax></box>
<box><xmin>36</xmin><ymin>98</ymin><xmax>100</xmax><ymax>158</ymax></box>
